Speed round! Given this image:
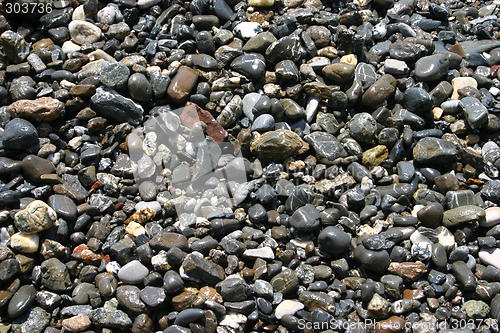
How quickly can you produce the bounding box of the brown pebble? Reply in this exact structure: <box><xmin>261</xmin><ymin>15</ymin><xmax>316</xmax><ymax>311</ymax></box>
<box><xmin>167</xmin><ymin>66</ymin><xmax>198</xmax><ymax>103</ymax></box>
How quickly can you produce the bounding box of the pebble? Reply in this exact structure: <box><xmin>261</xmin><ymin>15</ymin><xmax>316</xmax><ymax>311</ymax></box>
<box><xmin>68</xmin><ymin>21</ymin><xmax>102</xmax><ymax>45</ymax></box>
<box><xmin>1</xmin><ymin>118</ymin><xmax>38</xmax><ymax>150</ymax></box>
<box><xmin>275</xmin><ymin>300</ymin><xmax>304</xmax><ymax>319</ymax></box>
<box><xmin>318</xmin><ymin>226</ymin><xmax>351</xmax><ymax>255</ymax></box>
<box><xmin>14</xmin><ymin>200</ymin><xmax>57</xmax><ymax>234</ymax></box>
<box><xmin>117</xmin><ymin>260</ymin><xmax>149</xmax><ymax>284</ymax></box>
<box><xmin>442</xmin><ymin>205</ymin><xmax>486</xmax><ymax>227</ymax></box>
<box><xmin>8</xmin><ymin>97</ymin><xmax>64</xmax><ymax>122</ymax></box>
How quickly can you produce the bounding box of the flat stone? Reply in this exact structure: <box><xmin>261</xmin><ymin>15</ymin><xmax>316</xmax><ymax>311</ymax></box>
<box><xmin>458</xmin><ymin>97</ymin><xmax>488</xmax><ymax>129</ymax></box>
<box><xmin>243</xmin><ymin>247</ymin><xmax>275</xmax><ymax>260</ymax></box>
<box><xmin>7</xmin><ymin>285</ymin><xmax>36</xmax><ymax>318</ymax></box>
<box><xmin>139</xmin><ymin>286</ymin><xmax>166</xmax><ymax>307</ymax></box>
<box><xmin>90</xmin><ymin>87</ymin><xmax>144</xmax><ymax>125</ymax></box>
<box><xmin>48</xmin><ymin>194</ymin><xmax>77</xmax><ymax>221</ymax></box>
<box><xmin>413</xmin><ymin>137</ymin><xmax>459</xmax><ymax>165</ymax></box>
<box><xmin>442</xmin><ymin>205</ymin><xmax>485</xmax><ymax>227</ymax></box>
<box><xmin>270</xmin><ymin>268</ymin><xmax>299</xmax><ymax>295</ymax></box>
<box><xmin>117</xmin><ymin>260</ymin><xmax>149</xmax><ymax>284</ymax></box>
<box><xmin>62</xmin><ymin>314</ymin><xmax>92</xmax><ymax>332</ymax></box>
<box><xmin>361</xmin><ymin>74</ymin><xmax>397</xmax><ymax>108</ymax></box>
<box><xmin>181</xmin><ymin>252</ymin><xmax>225</xmax><ymax>284</ymax></box>
<box><xmin>2</xmin><ymin>118</ymin><xmax>38</xmax><ymax>150</ymax></box>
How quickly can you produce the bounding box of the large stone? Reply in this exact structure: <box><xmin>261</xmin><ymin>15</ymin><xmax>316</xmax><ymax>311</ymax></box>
<box><xmin>413</xmin><ymin>137</ymin><xmax>459</xmax><ymax>165</ymax></box>
<box><xmin>14</xmin><ymin>200</ymin><xmax>57</xmax><ymax>234</ymax></box>
<box><xmin>22</xmin><ymin>155</ymin><xmax>56</xmax><ymax>182</ymax></box>
<box><xmin>442</xmin><ymin>205</ymin><xmax>486</xmax><ymax>227</ymax></box>
<box><xmin>68</xmin><ymin>21</ymin><xmax>101</xmax><ymax>45</ymax></box>
<box><xmin>2</xmin><ymin>118</ymin><xmax>38</xmax><ymax>150</ymax></box>
<box><xmin>250</xmin><ymin>130</ymin><xmax>309</xmax><ymax>161</ymax></box>
<box><xmin>167</xmin><ymin>66</ymin><xmax>199</xmax><ymax>103</ymax></box>
<box><xmin>181</xmin><ymin>252</ymin><xmax>225</xmax><ymax>285</ymax></box>
<box><xmin>8</xmin><ymin>97</ymin><xmax>64</xmax><ymax>122</ymax></box>
<box><xmin>458</xmin><ymin>97</ymin><xmax>488</xmax><ymax>129</ymax></box>
<box><xmin>40</xmin><ymin>258</ymin><xmax>72</xmax><ymax>292</ymax></box>
<box><xmin>90</xmin><ymin>87</ymin><xmax>144</xmax><ymax>125</ymax></box>
<box><xmin>304</xmin><ymin>132</ymin><xmax>347</xmax><ymax>164</ymax></box>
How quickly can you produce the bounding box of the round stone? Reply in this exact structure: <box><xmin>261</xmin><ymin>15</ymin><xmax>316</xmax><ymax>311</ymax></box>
<box><xmin>290</xmin><ymin>204</ymin><xmax>321</xmax><ymax>231</ymax></box>
<box><xmin>318</xmin><ymin>226</ymin><xmax>352</xmax><ymax>255</ymax></box>
<box><xmin>2</xmin><ymin>118</ymin><xmax>38</xmax><ymax>150</ymax></box>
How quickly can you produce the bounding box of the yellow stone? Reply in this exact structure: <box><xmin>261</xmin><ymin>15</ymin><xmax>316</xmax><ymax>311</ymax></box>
<box><xmin>248</xmin><ymin>0</ymin><xmax>275</xmax><ymax>7</ymax></box>
<box><xmin>126</xmin><ymin>221</ymin><xmax>146</xmax><ymax>237</ymax></box>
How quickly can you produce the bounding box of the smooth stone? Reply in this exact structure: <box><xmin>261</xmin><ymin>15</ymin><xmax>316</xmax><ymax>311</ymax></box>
<box><xmin>1</xmin><ymin>118</ymin><xmax>37</xmax><ymax>150</ymax></box>
<box><xmin>117</xmin><ymin>260</ymin><xmax>149</xmax><ymax>284</ymax></box>
<box><xmin>479</xmin><ymin>248</ymin><xmax>500</xmax><ymax>270</ymax></box>
<box><xmin>174</xmin><ymin>308</ymin><xmax>205</xmax><ymax>326</ymax></box>
<box><xmin>361</xmin><ymin>74</ymin><xmax>397</xmax><ymax>107</ymax></box>
<box><xmin>163</xmin><ymin>271</ymin><xmax>184</xmax><ymax>294</ymax></box>
<box><xmin>270</xmin><ymin>268</ymin><xmax>299</xmax><ymax>295</ymax></box>
<box><xmin>61</xmin><ymin>314</ymin><xmax>92</xmax><ymax>332</ymax></box>
<box><xmin>48</xmin><ymin>194</ymin><xmax>77</xmax><ymax>221</ymax></box>
<box><xmin>413</xmin><ymin>137</ymin><xmax>459</xmax><ymax>165</ymax></box>
<box><xmin>233</xmin><ymin>22</ymin><xmax>263</xmax><ymax>39</ymax></box>
<box><xmin>452</xmin><ymin>261</ymin><xmax>476</xmax><ymax>291</ymax></box>
<box><xmin>458</xmin><ymin>97</ymin><xmax>488</xmax><ymax>129</ymax></box>
<box><xmin>430</xmin><ymin>81</ymin><xmax>453</xmax><ymax>105</ymax></box>
<box><xmin>251</xmin><ymin>114</ymin><xmax>275</xmax><ymax>132</ymax></box>
<box><xmin>415</xmin><ymin>53</ymin><xmax>449</xmax><ymax>81</ymax></box>
<box><xmin>9</xmin><ymin>232</ymin><xmax>39</xmax><ymax>253</ymax></box>
<box><xmin>280</xmin><ymin>98</ymin><xmax>305</xmax><ymax>119</ymax></box>
<box><xmin>167</xmin><ymin>66</ymin><xmax>198</xmax><ymax>103</ymax></box>
<box><xmin>417</xmin><ymin>202</ymin><xmax>444</xmax><ymax>228</ymax></box>
<box><xmin>7</xmin><ymin>285</ymin><xmax>36</xmax><ymax>318</ymax></box>
<box><xmin>442</xmin><ymin>205</ymin><xmax>485</xmax><ymax>227</ymax></box>
<box><xmin>481</xmin><ymin>207</ymin><xmax>500</xmax><ymax>227</ymax></box>
<box><xmin>290</xmin><ymin>204</ymin><xmax>321</xmax><ymax>231</ymax></box>
<box><xmin>265</xmin><ymin>35</ymin><xmax>301</xmax><ymax>64</ymax></box>
<box><xmin>219</xmin><ymin>277</ymin><xmax>252</xmax><ymax>302</ymax></box>
<box><xmin>275</xmin><ymin>300</ymin><xmax>304</xmax><ymax>319</ymax></box>
<box><xmin>322</xmin><ymin>63</ymin><xmax>355</xmax><ymax>83</ymax></box>
<box><xmin>243</xmin><ymin>32</ymin><xmax>277</xmax><ymax>53</ymax></box>
<box><xmin>68</xmin><ymin>21</ymin><xmax>101</xmax><ymax>45</ymax></box>
<box><xmin>354</xmin><ymin>246</ymin><xmax>391</xmax><ymax>273</ymax></box>
<box><xmin>403</xmin><ymin>87</ymin><xmax>433</xmax><ymax>114</ymax></box>
<box><xmin>318</xmin><ymin>226</ymin><xmax>352</xmax><ymax>255</ymax></box>
<box><xmin>90</xmin><ymin>87</ymin><xmax>144</xmax><ymax>125</ymax></box>
<box><xmin>230</xmin><ymin>53</ymin><xmax>266</xmax><ymax>80</ymax></box>
<box><xmin>128</xmin><ymin>73</ymin><xmax>153</xmax><ymax>102</ymax></box>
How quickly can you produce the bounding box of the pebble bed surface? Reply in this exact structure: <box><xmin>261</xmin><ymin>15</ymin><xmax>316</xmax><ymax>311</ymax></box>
<box><xmin>0</xmin><ymin>0</ymin><xmax>499</xmax><ymax>332</ymax></box>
